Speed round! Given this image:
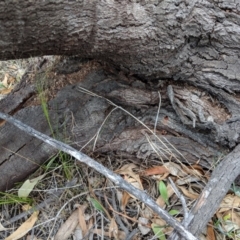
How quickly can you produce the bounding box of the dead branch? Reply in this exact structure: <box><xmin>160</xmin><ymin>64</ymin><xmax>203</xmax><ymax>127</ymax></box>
<box><xmin>169</xmin><ymin>144</ymin><xmax>240</xmax><ymax>239</ymax></box>
<box><xmin>0</xmin><ymin>111</ymin><xmax>197</xmax><ymax>240</ymax></box>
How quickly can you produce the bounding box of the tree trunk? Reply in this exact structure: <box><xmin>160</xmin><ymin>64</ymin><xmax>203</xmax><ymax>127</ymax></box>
<box><xmin>1</xmin><ymin>0</ymin><xmax>240</xmax><ymax>147</ymax></box>
<box><xmin>1</xmin><ymin>0</ymin><xmax>240</xmax><ymax>238</ymax></box>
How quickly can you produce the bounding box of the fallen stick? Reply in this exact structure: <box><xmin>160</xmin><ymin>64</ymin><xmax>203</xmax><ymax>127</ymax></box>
<box><xmin>169</xmin><ymin>145</ymin><xmax>240</xmax><ymax>239</ymax></box>
<box><xmin>0</xmin><ymin>111</ymin><xmax>197</xmax><ymax>240</ymax></box>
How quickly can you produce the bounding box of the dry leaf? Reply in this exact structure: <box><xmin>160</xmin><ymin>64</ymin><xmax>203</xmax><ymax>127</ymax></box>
<box><xmin>2</xmin><ymin>73</ymin><xmax>9</xmax><ymax>88</ymax></box>
<box><xmin>122</xmin><ymin>172</ymin><xmax>143</xmax><ymax>190</ymax></box>
<box><xmin>176</xmin><ymin>175</ymin><xmax>202</xmax><ymax>185</ymax></box>
<box><xmin>74</xmin><ymin>225</ymin><xmax>83</xmax><ymax>240</ymax></box>
<box><xmin>138</xmin><ymin>217</ymin><xmax>151</xmax><ymax>235</ymax></box>
<box><xmin>22</xmin><ymin>204</ymin><xmax>32</xmax><ymax>211</ymax></box>
<box><xmin>78</xmin><ymin>204</ymin><xmax>88</xmax><ymax>237</ymax></box>
<box><xmin>109</xmin><ymin>218</ymin><xmax>118</xmax><ymax>239</ymax></box>
<box><xmin>26</xmin><ymin>236</ymin><xmax>40</xmax><ymax>240</ymax></box>
<box><xmin>164</xmin><ymin>162</ymin><xmax>186</xmax><ymax>177</ymax></box>
<box><xmin>207</xmin><ymin>222</ymin><xmax>215</xmax><ymax>240</ymax></box>
<box><xmin>121</xmin><ymin>191</ymin><xmax>131</xmax><ymax>210</ymax></box>
<box><xmin>93</xmin><ymin>229</ymin><xmax>126</xmax><ymax>240</ymax></box>
<box><xmin>116</xmin><ymin>164</ymin><xmax>144</xmax><ymax>205</ymax></box>
<box><xmin>186</xmin><ymin>164</ymin><xmax>205</xmax><ymax>175</ymax></box>
<box><xmin>18</xmin><ymin>174</ymin><xmax>45</xmax><ymax>198</ymax></box>
<box><xmin>6</xmin><ymin>211</ymin><xmax>39</xmax><ymax>240</ymax></box>
<box><xmin>230</xmin><ymin>211</ymin><xmax>240</xmax><ymax>227</ymax></box>
<box><xmin>116</xmin><ymin>163</ymin><xmax>137</xmax><ymax>173</ymax></box>
<box><xmin>0</xmin><ymin>87</ymin><xmax>13</xmax><ymax>95</ymax></box>
<box><xmin>178</xmin><ymin>186</ymin><xmax>199</xmax><ymax>200</ymax></box>
<box><xmin>141</xmin><ymin>206</ymin><xmax>154</xmax><ymax>219</ymax></box>
<box><xmin>8</xmin><ymin>65</ymin><xmax>18</xmax><ymax>70</ymax></box>
<box><xmin>141</xmin><ymin>165</ymin><xmax>169</xmax><ymax>176</ymax></box>
<box><xmin>152</xmin><ymin>217</ymin><xmax>166</xmax><ymax>226</ymax></box>
<box><xmin>54</xmin><ymin>209</ymin><xmax>79</xmax><ymax>240</ymax></box>
<box><xmin>219</xmin><ymin>194</ymin><xmax>240</xmax><ymax>213</ymax></box>
<box><xmin>116</xmin><ymin>163</ymin><xmax>143</xmax><ymax>191</ymax></box>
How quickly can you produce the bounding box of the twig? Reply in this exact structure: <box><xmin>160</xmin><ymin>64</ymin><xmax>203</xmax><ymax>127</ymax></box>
<box><xmin>168</xmin><ymin>177</ymin><xmax>189</xmax><ymax>240</ymax></box>
<box><xmin>109</xmin><ymin>189</ymin><xmax>129</xmax><ymax>235</ymax></box>
<box><xmin>187</xmin><ymin>144</ymin><xmax>240</xmax><ymax>235</ymax></box>
<box><xmin>154</xmin><ymin>91</ymin><xmax>161</xmax><ymax>135</ymax></box>
<box><xmin>0</xmin><ymin>112</ymin><xmax>197</xmax><ymax>240</ymax></box>
<box><xmin>169</xmin><ymin>177</ymin><xmax>189</xmax><ymax>224</ymax></box>
<box><xmin>126</xmin><ymin>228</ymin><xmax>140</xmax><ymax>240</ymax></box>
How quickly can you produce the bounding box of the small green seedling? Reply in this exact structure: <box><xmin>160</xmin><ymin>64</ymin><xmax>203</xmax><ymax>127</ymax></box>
<box><xmin>151</xmin><ymin>223</ymin><xmax>166</xmax><ymax>240</ymax></box>
<box><xmin>169</xmin><ymin>209</ymin><xmax>180</xmax><ymax>216</ymax></box>
<box><xmin>89</xmin><ymin>198</ymin><xmax>105</xmax><ymax>213</ymax></box>
<box><xmin>0</xmin><ymin>192</ymin><xmax>33</xmax><ymax>205</ymax></box>
<box><xmin>159</xmin><ymin>181</ymin><xmax>169</xmax><ymax>205</ymax></box>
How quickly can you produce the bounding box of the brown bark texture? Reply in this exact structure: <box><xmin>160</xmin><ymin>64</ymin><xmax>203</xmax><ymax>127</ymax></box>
<box><xmin>1</xmin><ymin>0</ymin><xmax>240</xmax><ymax>238</ymax></box>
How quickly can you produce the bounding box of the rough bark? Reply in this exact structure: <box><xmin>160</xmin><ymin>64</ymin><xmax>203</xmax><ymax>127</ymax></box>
<box><xmin>1</xmin><ymin>0</ymin><xmax>240</xmax><ymax>148</ymax></box>
<box><xmin>0</xmin><ymin>58</ymin><xmax>223</xmax><ymax>190</ymax></box>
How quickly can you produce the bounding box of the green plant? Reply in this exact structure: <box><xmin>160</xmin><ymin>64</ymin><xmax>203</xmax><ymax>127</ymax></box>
<box><xmin>159</xmin><ymin>181</ymin><xmax>169</xmax><ymax>205</ymax></box>
<box><xmin>36</xmin><ymin>74</ymin><xmax>73</xmax><ymax>179</ymax></box>
<box><xmin>89</xmin><ymin>197</ymin><xmax>105</xmax><ymax>213</ymax></box>
<box><xmin>168</xmin><ymin>209</ymin><xmax>180</xmax><ymax>216</ymax></box>
<box><xmin>0</xmin><ymin>192</ymin><xmax>33</xmax><ymax>205</ymax></box>
<box><xmin>151</xmin><ymin>223</ymin><xmax>166</xmax><ymax>240</ymax></box>
<box><xmin>214</xmin><ymin>216</ymin><xmax>240</xmax><ymax>239</ymax></box>
<box><xmin>36</xmin><ymin>74</ymin><xmax>54</xmax><ymax>135</ymax></box>
<box><xmin>231</xmin><ymin>183</ymin><xmax>240</xmax><ymax>197</ymax></box>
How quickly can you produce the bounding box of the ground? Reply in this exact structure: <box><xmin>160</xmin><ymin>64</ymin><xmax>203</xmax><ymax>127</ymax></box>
<box><xmin>0</xmin><ymin>57</ymin><xmax>239</xmax><ymax>240</ymax></box>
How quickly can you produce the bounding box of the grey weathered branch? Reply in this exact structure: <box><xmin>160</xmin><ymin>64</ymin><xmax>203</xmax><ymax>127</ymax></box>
<box><xmin>169</xmin><ymin>144</ymin><xmax>240</xmax><ymax>238</ymax></box>
<box><xmin>0</xmin><ymin>111</ymin><xmax>197</xmax><ymax>240</ymax></box>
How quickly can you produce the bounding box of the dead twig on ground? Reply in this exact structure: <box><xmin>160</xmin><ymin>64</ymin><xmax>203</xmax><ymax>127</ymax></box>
<box><xmin>169</xmin><ymin>145</ymin><xmax>240</xmax><ymax>239</ymax></box>
<box><xmin>0</xmin><ymin>111</ymin><xmax>197</xmax><ymax>240</ymax></box>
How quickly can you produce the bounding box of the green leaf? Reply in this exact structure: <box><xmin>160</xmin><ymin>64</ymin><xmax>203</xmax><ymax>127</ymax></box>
<box><xmin>159</xmin><ymin>181</ymin><xmax>169</xmax><ymax>205</ymax></box>
<box><xmin>223</xmin><ymin>213</ymin><xmax>231</xmax><ymax>221</ymax></box>
<box><xmin>151</xmin><ymin>223</ymin><xmax>166</xmax><ymax>240</ymax></box>
<box><xmin>169</xmin><ymin>209</ymin><xmax>180</xmax><ymax>216</ymax></box>
<box><xmin>89</xmin><ymin>198</ymin><xmax>105</xmax><ymax>213</ymax></box>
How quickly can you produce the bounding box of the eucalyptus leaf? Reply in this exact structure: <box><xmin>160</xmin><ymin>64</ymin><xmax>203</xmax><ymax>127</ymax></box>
<box><xmin>159</xmin><ymin>181</ymin><xmax>169</xmax><ymax>205</ymax></box>
<box><xmin>151</xmin><ymin>223</ymin><xmax>166</xmax><ymax>240</ymax></box>
<box><xmin>18</xmin><ymin>174</ymin><xmax>45</xmax><ymax>198</ymax></box>
<box><xmin>89</xmin><ymin>198</ymin><xmax>105</xmax><ymax>213</ymax></box>
<box><xmin>169</xmin><ymin>209</ymin><xmax>180</xmax><ymax>216</ymax></box>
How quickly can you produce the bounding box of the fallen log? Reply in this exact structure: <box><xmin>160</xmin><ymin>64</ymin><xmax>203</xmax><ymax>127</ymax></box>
<box><xmin>0</xmin><ymin>57</ymin><xmax>225</xmax><ymax>190</ymax></box>
<box><xmin>0</xmin><ymin>57</ymin><xmax>239</xmax><ymax>238</ymax></box>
